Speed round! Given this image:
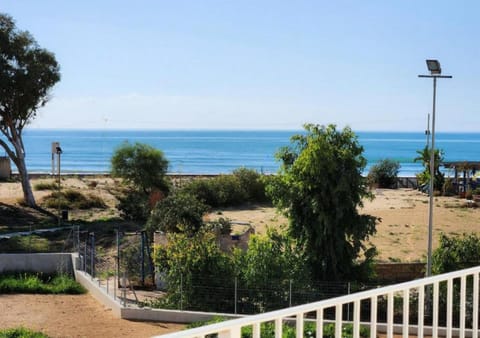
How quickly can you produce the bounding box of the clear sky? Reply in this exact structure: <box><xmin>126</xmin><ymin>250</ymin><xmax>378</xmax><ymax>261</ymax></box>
<box><xmin>3</xmin><ymin>1</ymin><xmax>479</xmax><ymax>131</ymax></box>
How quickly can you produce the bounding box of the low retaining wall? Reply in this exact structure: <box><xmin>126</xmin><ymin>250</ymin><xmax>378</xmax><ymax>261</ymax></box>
<box><xmin>374</xmin><ymin>262</ymin><xmax>425</xmax><ymax>282</ymax></box>
<box><xmin>0</xmin><ymin>253</ymin><xmax>74</xmax><ymax>275</ymax></box>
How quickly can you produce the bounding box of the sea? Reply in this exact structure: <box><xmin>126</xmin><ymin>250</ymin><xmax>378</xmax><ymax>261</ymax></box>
<box><xmin>8</xmin><ymin>129</ymin><xmax>480</xmax><ymax>177</ymax></box>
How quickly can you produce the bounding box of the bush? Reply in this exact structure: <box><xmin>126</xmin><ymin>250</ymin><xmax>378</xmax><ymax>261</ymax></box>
<box><xmin>0</xmin><ymin>327</ymin><xmax>50</xmax><ymax>338</ymax></box>
<box><xmin>367</xmin><ymin>159</ymin><xmax>400</xmax><ymax>188</ymax></box>
<box><xmin>147</xmin><ymin>192</ymin><xmax>208</xmax><ymax>234</ymax></box>
<box><xmin>116</xmin><ymin>189</ymin><xmax>151</xmax><ymax>222</ymax></box>
<box><xmin>33</xmin><ymin>181</ymin><xmax>58</xmax><ymax>191</ymax></box>
<box><xmin>42</xmin><ymin>189</ymin><xmax>106</xmax><ymax>210</ymax></box>
<box><xmin>232</xmin><ymin>168</ymin><xmax>269</xmax><ymax>203</ymax></box>
<box><xmin>432</xmin><ymin>233</ymin><xmax>480</xmax><ymax>274</ymax></box>
<box><xmin>0</xmin><ymin>273</ymin><xmax>86</xmax><ymax>294</ymax></box>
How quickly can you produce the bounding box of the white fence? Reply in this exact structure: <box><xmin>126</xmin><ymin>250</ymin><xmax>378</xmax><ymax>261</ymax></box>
<box><xmin>156</xmin><ymin>265</ymin><xmax>480</xmax><ymax>338</ymax></box>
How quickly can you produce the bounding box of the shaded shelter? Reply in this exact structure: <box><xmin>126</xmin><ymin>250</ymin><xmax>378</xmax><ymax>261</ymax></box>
<box><xmin>443</xmin><ymin>161</ymin><xmax>480</xmax><ymax>193</ymax></box>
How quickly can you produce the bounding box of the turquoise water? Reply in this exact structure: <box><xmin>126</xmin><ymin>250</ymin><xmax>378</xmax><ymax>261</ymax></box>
<box><xmin>11</xmin><ymin>129</ymin><xmax>480</xmax><ymax>176</ymax></box>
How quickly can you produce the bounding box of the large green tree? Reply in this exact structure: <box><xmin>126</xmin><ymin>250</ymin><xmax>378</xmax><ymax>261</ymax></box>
<box><xmin>0</xmin><ymin>14</ymin><xmax>60</xmax><ymax>207</ymax></box>
<box><xmin>111</xmin><ymin>142</ymin><xmax>170</xmax><ymax>221</ymax></box>
<box><xmin>267</xmin><ymin>124</ymin><xmax>378</xmax><ymax>281</ymax></box>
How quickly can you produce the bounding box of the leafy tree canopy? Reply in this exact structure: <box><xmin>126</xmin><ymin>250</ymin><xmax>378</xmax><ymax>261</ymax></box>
<box><xmin>267</xmin><ymin>124</ymin><xmax>378</xmax><ymax>281</ymax></box>
<box><xmin>0</xmin><ymin>13</ymin><xmax>60</xmax><ymax>206</ymax></box>
<box><xmin>111</xmin><ymin>141</ymin><xmax>169</xmax><ymax>194</ymax></box>
<box><xmin>367</xmin><ymin>159</ymin><xmax>400</xmax><ymax>189</ymax></box>
<box><xmin>432</xmin><ymin>233</ymin><xmax>480</xmax><ymax>274</ymax></box>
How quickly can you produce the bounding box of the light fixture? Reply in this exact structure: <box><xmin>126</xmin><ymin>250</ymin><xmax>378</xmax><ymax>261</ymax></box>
<box><xmin>426</xmin><ymin>59</ymin><xmax>441</xmax><ymax>75</ymax></box>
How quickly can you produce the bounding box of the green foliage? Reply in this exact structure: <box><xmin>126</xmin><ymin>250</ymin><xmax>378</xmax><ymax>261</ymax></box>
<box><xmin>234</xmin><ymin>229</ymin><xmax>312</xmax><ymax>312</ymax></box>
<box><xmin>432</xmin><ymin>233</ymin><xmax>480</xmax><ymax>274</ymax></box>
<box><xmin>42</xmin><ymin>189</ymin><xmax>106</xmax><ymax>210</ymax></box>
<box><xmin>33</xmin><ymin>181</ymin><xmax>58</xmax><ymax>191</ymax></box>
<box><xmin>116</xmin><ymin>189</ymin><xmax>151</xmax><ymax>222</ymax></box>
<box><xmin>0</xmin><ymin>14</ymin><xmax>61</xmax><ymax>207</ymax></box>
<box><xmin>111</xmin><ymin>142</ymin><xmax>170</xmax><ymax>221</ymax></box>
<box><xmin>111</xmin><ymin>141</ymin><xmax>169</xmax><ymax>194</ymax></box>
<box><xmin>0</xmin><ymin>273</ymin><xmax>86</xmax><ymax>294</ymax></box>
<box><xmin>153</xmin><ymin>230</ymin><xmax>234</xmax><ymax>311</ymax></box>
<box><xmin>367</xmin><ymin>159</ymin><xmax>400</xmax><ymax>188</ymax></box>
<box><xmin>267</xmin><ymin>124</ymin><xmax>378</xmax><ymax>281</ymax></box>
<box><xmin>414</xmin><ymin>146</ymin><xmax>445</xmax><ymax>192</ymax></box>
<box><xmin>232</xmin><ymin>168</ymin><xmax>269</xmax><ymax>202</ymax></box>
<box><xmin>147</xmin><ymin>192</ymin><xmax>208</xmax><ymax>234</ymax></box>
<box><xmin>181</xmin><ymin>170</ymin><xmax>270</xmax><ymax>208</ymax></box>
<box><xmin>187</xmin><ymin>317</ymin><xmax>369</xmax><ymax>338</ymax></box>
<box><xmin>0</xmin><ymin>327</ymin><xmax>50</xmax><ymax>338</ymax></box>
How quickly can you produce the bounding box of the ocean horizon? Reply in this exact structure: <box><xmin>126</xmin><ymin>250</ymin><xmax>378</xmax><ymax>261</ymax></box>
<box><xmin>5</xmin><ymin>129</ymin><xmax>480</xmax><ymax>177</ymax></box>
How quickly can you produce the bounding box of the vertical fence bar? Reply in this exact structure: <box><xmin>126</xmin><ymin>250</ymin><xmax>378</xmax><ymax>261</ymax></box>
<box><xmin>123</xmin><ymin>270</ymin><xmax>127</xmax><ymax>307</ymax></box>
<box><xmin>387</xmin><ymin>292</ymin><xmax>394</xmax><ymax>338</ymax></box>
<box><xmin>460</xmin><ymin>275</ymin><xmax>466</xmax><ymax>338</ymax></box>
<box><xmin>83</xmin><ymin>237</ymin><xmax>87</xmax><ymax>272</ymax></box>
<box><xmin>335</xmin><ymin>304</ymin><xmax>342</xmax><ymax>338</ymax></box>
<box><xmin>289</xmin><ymin>279</ymin><xmax>292</xmax><ymax>307</ymax></box>
<box><xmin>370</xmin><ymin>296</ymin><xmax>377</xmax><ymax>338</ymax></box>
<box><xmin>141</xmin><ymin>231</ymin><xmax>145</xmax><ymax>286</ymax></box>
<box><xmin>447</xmin><ymin>278</ymin><xmax>453</xmax><ymax>338</ymax></box>
<box><xmin>296</xmin><ymin>312</ymin><xmax>304</xmax><ymax>338</ymax></box>
<box><xmin>180</xmin><ymin>273</ymin><xmax>183</xmax><ymax>311</ymax></box>
<box><xmin>402</xmin><ymin>288</ymin><xmax>409</xmax><ymax>338</ymax></box>
<box><xmin>474</xmin><ymin>273</ymin><xmax>479</xmax><ymax>338</ymax></box>
<box><xmin>252</xmin><ymin>322</ymin><xmax>261</xmax><ymax>338</ymax></box>
<box><xmin>418</xmin><ymin>285</ymin><xmax>425</xmax><ymax>338</ymax></box>
<box><xmin>353</xmin><ymin>300</ymin><xmax>360</xmax><ymax>338</ymax></box>
<box><xmin>433</xmin><ymin>282</ymin><xmax>439</xmax><ymax>338</ymax></box>
<box><xmin>234</xmin><ymin>276</ymin><xmax>238</xmax><ymax>314</ymax></box>
<box><xmin>116</xmin><ymin>228</ymin><xmax>120</xmax><ymax>301</ymax></box>
<box><xmin>275</xmin><ymin>318</ymin><xmax>282</xmax><ymax>338</ymax></box>
<box><xmin>91</xmin><ymin>232</ymin><xmax>95</xmax><ymax>278</ymax></box>
<box><xmin>316</xmin><ymin>308</ymin><xmax>324</xmax><ymax>338</ymax></box>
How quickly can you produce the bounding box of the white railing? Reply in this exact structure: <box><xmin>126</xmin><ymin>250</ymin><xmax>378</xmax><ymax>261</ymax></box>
<box><xmin>155</xmin><ymin>265</ymin><xmax>480</xmax><ymax>338</ymax></box>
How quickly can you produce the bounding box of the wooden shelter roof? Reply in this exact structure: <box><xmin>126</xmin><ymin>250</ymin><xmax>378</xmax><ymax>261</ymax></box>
<box><xmin>443</xmin><ymin>161</ymin><xmax>480</xmax><ymax>170</ymax></box>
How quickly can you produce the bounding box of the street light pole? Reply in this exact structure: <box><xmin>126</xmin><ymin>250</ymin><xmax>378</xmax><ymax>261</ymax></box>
<box><xmin>418</xmin><ymin>60</ymin><xmax>452</xmax><ymax>277</ymax></box>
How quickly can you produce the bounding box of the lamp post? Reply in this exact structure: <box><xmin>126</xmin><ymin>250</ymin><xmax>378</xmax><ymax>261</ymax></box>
<box><xmin>418</xmin><ymin>59</ymin><xmax>452</xmax><ymax>277</ymax></box>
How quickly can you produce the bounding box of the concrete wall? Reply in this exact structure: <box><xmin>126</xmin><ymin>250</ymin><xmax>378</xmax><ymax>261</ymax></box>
<box><xmin>374</xmin><ymin>262</ymin><xmax>425</xmax><ymax>282</ymax></box>
<box><xmin>0</xmin><ymin>253</ymin><xmax>74</xmax><ymax>275</ymax></box>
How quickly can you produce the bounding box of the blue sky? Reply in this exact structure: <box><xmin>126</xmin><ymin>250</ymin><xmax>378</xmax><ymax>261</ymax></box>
<box><xmin>3</xmin><ymin>1</ymin><xmax>479</xmax><ymax>131</ymax></box>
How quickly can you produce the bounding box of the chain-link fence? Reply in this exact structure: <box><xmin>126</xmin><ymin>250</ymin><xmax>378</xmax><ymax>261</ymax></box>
<box><xmin>0</xmin><ymin>225</ymin><xmax>79</xmax><ymax>254</ymax></box>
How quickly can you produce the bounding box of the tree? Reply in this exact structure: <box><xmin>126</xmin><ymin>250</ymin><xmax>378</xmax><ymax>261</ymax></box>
<box><xmin>367</xmin><ymin>159</ymin><xmax>400</xmax><ymax>188</ymax></box>
<box><xmin>111</xmin><ymin>141</ymin><xmax>169</xmax><ymax>194</ymax></box>
<box><xmin>0</xmin><ymin>14</ymin><xmax>60</xmax><ymax>207</ymax></box>
<box><xmin>111</xmin><ymin>142</ymin><xmax>170</xmax><ymax>221</ymax></box>
<box><xmin>432</xmin><ymin>233</ymin><xmax>480</xmax><ymax>274</ymax></box>
<box><xmin>267</xmin><ymin>124</ymin><xmax>378</xmax><ymax>281</ymax></box>
<box><xmin>147</xmin><ymin>192</ymin><xmax>208</xmax><ymax>234</ymax></box>
<box><xmin>414</xmin><ymin>145</ymin><xmax>445</xmax><ymax>192</ymax></box>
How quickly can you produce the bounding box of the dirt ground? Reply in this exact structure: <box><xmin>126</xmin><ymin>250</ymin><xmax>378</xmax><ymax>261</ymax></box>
<box><xmin>207</xmin><ymin>188</ymin><xmax>480</xmax><ymax>262</ymax></box>
<box><xmin>0</xmin><ymin>294</ymin><xmax>183</xmax><ymax>337</ymax></box>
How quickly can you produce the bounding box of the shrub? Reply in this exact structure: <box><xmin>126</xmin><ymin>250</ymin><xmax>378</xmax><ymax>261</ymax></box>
<box><xmin>0</xmin><ymin>327</ymin><xmax>50</xmax><ymax>338</ymax></box>
<box><xmin>0</xmin><ymin>273</ymin><xmax>86</xmax><ymax>294</ymax></box>
<box><xmin>147</xmin><ymin>192</ymin><xmax>208</xmax><ymax>234</ymax></box>
<box><xmin>367</xmin><ymin>159</ymin><xmax>400</xmax><ymax>188</ymax></box>
<box><xmin>33</xmin><ymin>181</ymin><xmax>58</xmax><ymax>191</ymax></box>
<box><xmin>232</xmin><ymin>168</ymin><xmax>268</xmax><ymax>203</ymax></box>
<box><xmin>181</xmin><ymin>175</ymin><xmax>245</xmax><ymax>208</ymax></box>
<box><xmin>42</xmin><ymin>189</ymin><xmax>106</xmax><ymax>210</ymax></box>
<box><xmin>432</xmin><ymin>233</ymin><xmax>480</xmax><ymax>274</ymax></box>
<box><xmin>116</xmin><ymin>189</ymin><xmax>150</xmax><ymax>221</ymax></box>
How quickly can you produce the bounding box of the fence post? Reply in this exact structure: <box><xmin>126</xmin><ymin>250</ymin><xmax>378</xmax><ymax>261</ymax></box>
<box><xmin>123</xmin><ymin>270</ymin><xmax>127</xmax><ymax>307</ymax></box>
<box><xmin>141</xmin><ymin>231</ymin><xmax>145</xmax><ymax>286</ymax></box>
<box><xmin>289</xmin><ymin>279</ymin><xmax>292</xmax><ymax>307</ymax></box>
<box><xmin>83</xmin><ymin>236</ymin><xmax>87</xmax><ymax>272</ymax></box>
<box><xmin>347</xmin><ymin>282</ymin><xmax>351</xmax><ymax>321</ymax></box>
<box><xmin>234</xmin><ymin>276</ymin><xmax>238</xmax><ymax>314</ymax></box>
<box><xmin>91</xmin><ymin>232</ymin><xmax>95</xmax><ymax>279</ymax></box>
<box><xmin>180</xmin><ymin>273</ymin><xmax>183</xmax><ymax>311</ymax></box>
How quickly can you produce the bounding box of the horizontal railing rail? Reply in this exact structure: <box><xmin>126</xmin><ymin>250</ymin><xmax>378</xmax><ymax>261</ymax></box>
<box><xmin>155</xmin><ymin>265</ymin><xmax>480</xmax><ymax>338</ymax></box>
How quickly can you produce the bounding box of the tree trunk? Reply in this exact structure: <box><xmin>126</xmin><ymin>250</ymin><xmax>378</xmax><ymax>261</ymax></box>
<box><xmin>16</xmin><ymin>156</ymin><xmax>36</xmax><ymax>207</ymax></box>
<box><xmin>10</xmin><ymin>137</ymin><xmax>36</xmax><ymax>208</ymax></box>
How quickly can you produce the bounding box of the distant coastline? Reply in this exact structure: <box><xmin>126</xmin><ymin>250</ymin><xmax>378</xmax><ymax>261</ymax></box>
<box><xmin>5</xmin><ymin>129</ymin><xmax>480</xmax><ymax>176</ymax></box>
